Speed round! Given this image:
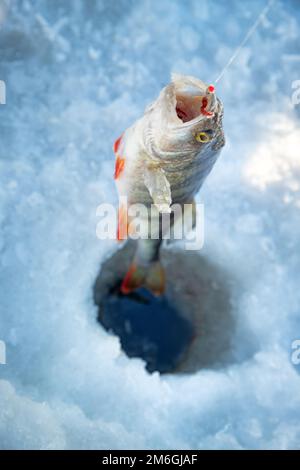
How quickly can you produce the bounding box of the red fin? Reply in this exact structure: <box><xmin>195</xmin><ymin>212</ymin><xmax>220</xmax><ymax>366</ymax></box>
<box><xmin>121</xmin><ymin>263</ymin><xmax>145</xmax><ymax>294</ymax></box>
<box><xmin>145</xmin><ymin>261</ymin><xmax>165</xmax><ymax>296</ymax></box>
<box><xmin>117</xmin><ymin>204</ymin><xmax>128</xmax><ymax>241</ymax></box>
<box><xmin>121</xmin><ymin>261</ymin><xmax>165</xmax><ymax>296</ymax></box>
<box><xmin>113</xmin><ymin>134</ymin><xmax>123</xmax><ymax>154</ymax></box>
<box><xmin>114</xmin><ymin>155</ymin><xmax>125</xmax><ymax>179</ymax></box>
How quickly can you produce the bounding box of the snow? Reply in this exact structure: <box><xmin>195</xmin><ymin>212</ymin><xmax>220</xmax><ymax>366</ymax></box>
<box><xmin>0</xmin><ymin>0</ymin><xmax>300</xmax><ymax>450</ymax></box>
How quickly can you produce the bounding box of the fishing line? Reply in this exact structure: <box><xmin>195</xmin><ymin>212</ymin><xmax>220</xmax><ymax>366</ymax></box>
<box><xmin>214</xmin><ymin>0</ymin><xmax>276</xmax><ymax>84</ymax></box>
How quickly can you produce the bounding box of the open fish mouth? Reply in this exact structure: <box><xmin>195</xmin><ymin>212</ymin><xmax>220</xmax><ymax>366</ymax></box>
<box><xmin>172</xmin><ymin>75</ymin><xmax>216</xmax><ymax>123</ymax></box>
<box><xmin>175</xmin><ymin>93</ymin><xmax>205</xmax><ymax>122</ymax></box>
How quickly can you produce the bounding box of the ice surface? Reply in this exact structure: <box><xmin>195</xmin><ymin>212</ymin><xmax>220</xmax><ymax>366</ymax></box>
<box><xmin>0</xmin><ymin>0</ymin><xmax>300</xmax><ymax>450</ymax></box>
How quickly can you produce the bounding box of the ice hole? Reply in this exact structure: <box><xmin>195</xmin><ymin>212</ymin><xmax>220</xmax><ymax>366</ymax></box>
<box><xmin>93</xmin><ymin>241</ymin><xmax>256</xmax><ymax>374</ymax></box>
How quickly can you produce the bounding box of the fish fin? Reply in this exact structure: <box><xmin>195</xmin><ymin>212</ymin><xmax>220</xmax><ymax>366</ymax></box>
<box><xmin>113</xmin><ymin>134</ymin><xmax>123</xmax><ymax>154</ymax></box>
<box><xmin>145</xmin><ymin>261</ymin><xmax>165</xmax><ymax>296</ymax></box>
<box><xmin>144</xmin><ymin>166</ymin><xmax>172</xmax><ymax>213</ymax></box>
<box><xmin>121</xmin><ymin>261</ymin><xmax>165</xmax><ymax>296</ymax></box>
<box><xmin>121</xmin><ymin>263</ymin><xmax>145</xmax><ymax>294</ymax></box>
<box><xmin>117</xmin><ymin>203</ymin><xmax>128</xmax><ymax>241</ymax></box>
<box><xmin>114</xmin><ymin>155</ymin><xmax>125</xmax><ymax>179</ymax></box>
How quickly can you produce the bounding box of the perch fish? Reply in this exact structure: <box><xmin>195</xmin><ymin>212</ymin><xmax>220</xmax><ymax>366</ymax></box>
<box><xmin>113</xmin><ymin>73</ymin><xmax>225</xmax><ymax>295</ymax></box>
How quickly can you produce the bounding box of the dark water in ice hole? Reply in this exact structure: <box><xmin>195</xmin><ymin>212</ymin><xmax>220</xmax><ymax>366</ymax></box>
<box><xmin>99</xmin><ymin>283</ymin><xmax>194</xmax><ymax>374</ymax></box>
<box><xmin>94</xmin><ymin>241</ymin><xmax>257</xmax><ymax>374</ymax></box>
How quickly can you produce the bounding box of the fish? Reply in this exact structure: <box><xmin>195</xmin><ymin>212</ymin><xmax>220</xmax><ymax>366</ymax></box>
<box><xmin>113</xmin><ymin>73</ymin><xmax>225</xmax><ymax>295</ymax></box>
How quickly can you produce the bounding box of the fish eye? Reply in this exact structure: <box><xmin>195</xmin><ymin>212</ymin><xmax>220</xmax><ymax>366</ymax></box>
<box><xmin>195</xmin><ymin>130</ymin><xmax>213</xmax><ymax>143</ymax></box>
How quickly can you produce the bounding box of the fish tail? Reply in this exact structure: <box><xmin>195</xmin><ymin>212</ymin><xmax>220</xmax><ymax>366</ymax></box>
<box><xmin>121</xmin><ymin>260</ymin><xmax>165</xmax><ymax>296</ymax></box>
<box><xmin>145</xmin><ymin>260</ymin><xmax>165</xmax><ymax>296</ymax></box>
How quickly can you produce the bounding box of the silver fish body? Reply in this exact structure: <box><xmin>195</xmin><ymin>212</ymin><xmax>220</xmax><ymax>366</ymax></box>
<box><xmin>113</xmin><ymin>74</ymin><xmax>225</xmax><ymax>294</ymax></box>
